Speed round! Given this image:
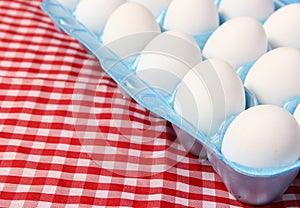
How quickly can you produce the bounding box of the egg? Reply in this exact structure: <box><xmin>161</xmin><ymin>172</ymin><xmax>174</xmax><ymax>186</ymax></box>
<box><xmin>75</xmin><ymin>0</ymin><xmax>126</xmax><ymax>34</ymax></box>
<box><xmin>219</xmin><ymin>0</ymin><xmax>275</xmax><ymax>20</ymax></box>
<box><xmin>203</xmin><ymin>16</ymin><xmax>268</xmax><ymax>69</ymax></box>
<box><xmin>294</xmin><ymin>104</ymin><xmax>300</xmax><ymax>125</ymax></box>
<box><xmin>244</xmin><ymin>47</ymin><xmax>300</xmax><ymax>106</ymax></box>
<box><xmin>128</xmin><ymin>0</ymin><xmax>172</xmax><ymax>17</ymax></box>
<box><xmin>102</xmin><ymin>2</ymin><xmax>161</xmax><ymax>60</ymax></box>
<box><xmin>219</xmin><ymin>0</ymin><xmax>274</xmax><ymax>21</ymax></box>
<box><xmin>222</xmin><ymin>105</ymin><xmax>300</xmax><ymax>169</ymax></box>
<box><xmin>163</xmin><ymin>0</ymin><xmax>219</xmax><ymax>35</ymax></box>
<box><xmin>264</xmin><ymin>3</ymin><xmax>300</xmax><ymax>49</ymax></box>
<box><xmin>57</xmin><ymin>0</ymin><xmax>79</xmax><ymax>11</ymax></box>
<box><xmin>174</xmin><ymin>58</ymin><xmax>245</xmax><ymax>136</ymax></box>
<box><xmin>136</xmin><ymin>30</ymin><xmax>202</xmax><ymax>96</ymax></box>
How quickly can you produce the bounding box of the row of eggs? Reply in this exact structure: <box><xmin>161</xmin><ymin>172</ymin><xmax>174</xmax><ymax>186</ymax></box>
<box><xmin>57</xmin><ymin>0</ymin><xmax>300</xmax><ymax>51</ymax></box>
<box><xmin>57</xmin><ymin>0</ymin><xmax>300</xmax><ymax>170</ymax></box>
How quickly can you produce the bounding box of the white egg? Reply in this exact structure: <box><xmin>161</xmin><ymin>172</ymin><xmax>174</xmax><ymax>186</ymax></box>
<box><xmin>102</xmin><ymin>2</ymin><xmax>161</xmax><ymax>60</ymax></box>
<box><xmin>222</xmin><ymin>105</ymin><xmax>300</xmax><ymax>169</ymax></box>
<box><xmin>128</xmin><ymin>0</ymin><xmax>172</xmax><ymax>17</ymax></box>
<box><xmin>57</xmin><ymin>0</ymin><xmax>79</xmax><ymax>11</ymax></box>
<box><xmin>245</xmin><ymin>47</ymin><xmax>300</xmax><ymax>106</ymax></box>
<box><xmin>203</xmin><ymin>16</ymin><xmax>268</xmax><ymax>69</ymax></box>
<box><xmin>163</xmin><ymin>0</ymin><xmax>219</xmax><ymax>35</ymax></box>
<box><xmin>75</xmin><ymin>0</ymin><xmax>126</xmax><ymax>34</ymax></box>
<box><xmin>174</xmin><ymin>58</ymin><xmax>245</xmax><ymax>136</ymax></box>
<box><xmin>294</xmin><ymin>104</ymin><xmax>300</xmax><ymax>126</ymax></box>
<box><xmin>264</xmin><ymin>3</ymin><xmax>300</xmax><ymax>49</ymax></box>
<box><xmin>219</xmin><ymin>0</ymin><xmax>274</xmax><ymax>21</ymax></box>
<box><xmin>136</xmin><ymin>30</ymin><xmax>202</xmax><ymax>96</ymax></box>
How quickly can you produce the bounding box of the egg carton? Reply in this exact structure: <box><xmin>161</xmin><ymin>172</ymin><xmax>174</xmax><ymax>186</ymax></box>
<box><xmin>41</xmin><ymin>0</ymin><xmax>300</xmax><ymax>205</ymax></box>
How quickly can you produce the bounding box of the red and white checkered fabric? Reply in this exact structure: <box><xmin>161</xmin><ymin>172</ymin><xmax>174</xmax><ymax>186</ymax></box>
<box><xmin>0</xmin><ymin>0</ymin><xmax>299</xmax><ymax>207</ymax></box>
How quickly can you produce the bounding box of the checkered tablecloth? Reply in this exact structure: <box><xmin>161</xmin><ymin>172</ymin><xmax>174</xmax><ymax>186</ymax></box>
<box><xmin>0</xmin><ymin>0</ymin><xmax>299</xmax><ymax>207</ymax></box>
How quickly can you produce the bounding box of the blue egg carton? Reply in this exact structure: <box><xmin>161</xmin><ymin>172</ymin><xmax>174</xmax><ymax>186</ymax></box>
<box><xmin>41</xmin><ymin>0</ymin><xmax>300</xmax><ymax>205</ymax></box>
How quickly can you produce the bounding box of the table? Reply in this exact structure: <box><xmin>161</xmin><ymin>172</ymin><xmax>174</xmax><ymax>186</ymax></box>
<box><xmin>0</xmin><ymin>0</ymin><xmax>299</xmax><ymax>207</ymax></box>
